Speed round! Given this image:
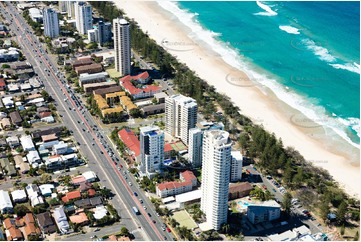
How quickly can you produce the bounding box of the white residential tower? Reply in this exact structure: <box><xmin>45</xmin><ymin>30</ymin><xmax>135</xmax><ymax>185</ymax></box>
<box><xmin>74</xmin><ymin>2</ymin><xmax>92</xmax><ymax>35</ymax></box>
<box><xmin>140</xmin><ymin>126</ymin><xmax>164</xmax><ymax>178</ymax></box>
<box><xmin>165</xmin><ymin>94</ymin><xmax>197</xmax><ymax>144</ymax></box>
<box><xmin>43</xmin><ymin>8</ymin><xmax>59</xmax><ymax>38</ymax></box>
<box><xmin>113</xmin><ymin>18</ymin><xmax>131</xmax><ymax>76</ymax></box>
<box><xmin>201</xmin><ymin>130</ymin><xmax>232</xmax><ymax>230</ymax></box>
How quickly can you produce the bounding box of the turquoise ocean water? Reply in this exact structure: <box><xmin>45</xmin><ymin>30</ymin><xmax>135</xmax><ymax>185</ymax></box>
<box><xmin>158</xmin><ymin>1</ymin><xmax>360</xmax><ymax>147</ymax></box>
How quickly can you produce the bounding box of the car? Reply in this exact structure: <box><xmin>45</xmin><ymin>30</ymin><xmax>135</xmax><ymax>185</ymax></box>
<box><xmin>164</xmin><ymin>236</ymin><xmax>167</xmax><ymax>240</ymax></box>
<box><xmin>148</xmin><ymin>213</ymin><xmax>152</xmax><ymax>217</ymax></box>
<box><xmin>129</xmin><ymin>182</ymin><xmax>132</xmax><ymax>186</ymax></box>
<box><xmin>94</xmin><ymin>228</ymin><xmax>100</xmax><ymax>232</ymax></box>
<box><xmin>134</xmin><ymin>192</ymin><xmax>138</xmax><ymax>196</ymax></box>
<box><xmin>166</xmin><ymin>227</ymin><xmax>171</xmax><ymax>233</ymax></box>
<box><xmin>156</xmin><ymin>213</ymin><xmax>160</xmax><ymax>217</ymax></box>
<box><xmin>143</xmin><ymin>206</ymin><xmax>147</xmax><ymax>210</ymax></box>
<box><xmin>139</xmin><ymin>199</ymin><xmax>143</xmax><ymax>204</ymax></box>
<box><xmin>152</xmin><ymin>220</ymin><xmax>156</xmax><ymax>224</ymax></box>
<box><xmin>100</xmin><ymin>151</ymin><xmax>103</xmax><ymax>154</ymax></box>
<box><xmin>272</xmin><ymin>188</ymin><xmax>277</xmax><ymax>192</ymax></box>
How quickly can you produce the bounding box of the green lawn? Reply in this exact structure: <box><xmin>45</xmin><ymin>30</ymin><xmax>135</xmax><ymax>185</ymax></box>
<box><xmin>106</xmin><ymin>68</ymin><xmax>122</xmax><ymax>78</ymax></box>
<box><xmin>172</xmin><ymin>210</ymin><xmax>198</xmax><ymax>230</ymax></box>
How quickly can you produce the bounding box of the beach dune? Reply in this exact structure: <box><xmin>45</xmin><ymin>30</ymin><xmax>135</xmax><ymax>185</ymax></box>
<box><xmin>115</xmin><ymin>0</ymin><xmax>360</xmax><ymax>197</ymax></box>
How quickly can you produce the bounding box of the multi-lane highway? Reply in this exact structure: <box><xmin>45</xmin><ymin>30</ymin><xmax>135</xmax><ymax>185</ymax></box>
<box><xmin>0</xmin><ymin>2</ymin><xmax>173</xmax><ymax>241</ymax></box>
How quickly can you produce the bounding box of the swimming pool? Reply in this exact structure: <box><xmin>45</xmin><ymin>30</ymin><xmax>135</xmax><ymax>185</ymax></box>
<box><xmin>238</xmin><ymin>200</ymin><xmax>253</xmax><ymax>209</ymax></box>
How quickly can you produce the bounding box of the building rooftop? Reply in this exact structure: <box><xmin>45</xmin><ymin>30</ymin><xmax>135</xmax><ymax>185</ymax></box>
<box><xmin>120</xmin><ymin>71</ymin><xmax>149</xmax><ymax>82</ymax></box>
<box><xmin>231</xmin><ymin>151</ymin><xmax>243</xmax><ymax>160</ymax></box>
<box><xmin>175</xmin><ymin>189</ymin><xmax>202</xmax><ymax>203</ymax></box>
<box><xmin>118</xmin><ymin>128</ymin><xmax>140</xmax><ymax>157</ymax></box>
<box><xmin>228</xmin><ymin>182</ymin><xmax>253</xmax><ymax>194</ymax></box>
<box><xmin>62</xmin><ymin>191</ymin><xmax>81</xmax><ymax>203</ymax></box>
<box><xmin>93</xmin><ymin>86</ymin><xmax>122</xmax><ymax>96</ymax></box>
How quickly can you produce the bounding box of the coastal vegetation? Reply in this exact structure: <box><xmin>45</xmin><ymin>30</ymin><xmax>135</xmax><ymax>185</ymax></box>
<box><xmin>90</xmin><ymin>1</ymin><xmax>360</xmax><ymax>238</ymax></box>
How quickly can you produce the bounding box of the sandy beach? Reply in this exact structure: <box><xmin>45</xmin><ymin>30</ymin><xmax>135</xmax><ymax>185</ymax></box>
<box><xmin>115</xmin><ymin>1</ymin><xmax>360</xmax><ymax>197</ymax></box>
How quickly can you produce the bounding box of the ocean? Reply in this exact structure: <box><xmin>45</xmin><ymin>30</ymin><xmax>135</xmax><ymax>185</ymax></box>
<box><xmin>158</xmin><ymin>1</ymin><xmax>360</xmax><ymax>148</ymax></box>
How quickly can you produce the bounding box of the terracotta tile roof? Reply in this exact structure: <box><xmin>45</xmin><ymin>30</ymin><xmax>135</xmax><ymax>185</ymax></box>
<box><xmin>0</xmin><ymin>78</ymin><xmax>6</xmax><ymax>87</ymax></box>
<box><xmin>143</xmin><ymin>85</ymin><xmax>160</xmax><ymax>93</ymax></box>
<box><xmin>119</xmin><ymin>71</ymin><xmax>149</xmax><ymax>83</ymax></box>
<box><xmin>88</xmin><ymin>189</ymin><xmax>96</xmax><ymax>197</ymax></box>
<box><xmin>120</xmin><ymin>74</ymin><xmax>160</xmax><ymax>96</ymax></box>
<box><xmin>8</xmin><ymin>227</ymin><xmax>23</xmax><ymax>240</ymax></box>
<box><xmin>3</xmin><ymin>218</ymin><xmax>14</xmax><ymax>230</ymax></box>
<box><xmin>24</xmin><ymin>222</ymin><xmax>41</xmax><ymax>236</ymax></box>
<box><xmin>24</xmin><ymin>213</ymin><xmax>36</xmax><ymax>224</ymax></box>
<box><xmin>39</xmin><ymin>111</ymin><xmax>52</xmax><ymax>118</ymax></box>
<box><xmin>158</xmin><ymin>170</ymin><xmax>196</xmax><ymax>191</ymax></box>
<box><xmin>72</xmin><ymin>175</ymin><xmax>86</xmax><ymax>185</ymax></box>
<box><xmin>69</xmin><ymin>212</ymin><xmax>89</xmax><ymax>224</ymax></box>
<box><xmin>118</xmin><ymin>128</ymin><xmax>140</xmax><ymax>157</ymax></box>
<box><xmin>164</xmin><ymin>143</ymin><xmax>173</xmax><ymax>152</ymax></box>
<box><xmin>157</xmin><ymin>181</ymin><xmax>192</xmax><ymax>191</ymax></box>
<box><xmin>180</xmin><ymin>170</ymin><xmax>196</xmax><ymax>182</ymax></box>
<box><xmin>62</xmin><ymin>190</ymin><xmax>81</xmax><ymax>203</ymax></box>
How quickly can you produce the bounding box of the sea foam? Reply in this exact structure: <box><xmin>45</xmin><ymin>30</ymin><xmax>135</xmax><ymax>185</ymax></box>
<box><xmin>329</xmin><ymin>63</ymin><xmax>360</xmax><ymax>74</ymax></box>
<box><xmin>279</xmin><ymin>25</ymin><xmax>300</xmax><ymax>34</ymax></box>
<box><xmin>302</xmin><ymin>39</ymin><xmax>360</xmax><ymax>74</ymax></box>
<box><xmin>157</xmin><ymin>1</ymin><xmax>360</xmax><ymax>148</ymax></box>
<box><xmin>303</xmin><ymin>39</ymin><xmax>336</xmax><ymax>62</ymax></box>
<box><xmin>254</xmin><ymin>1</ymin><xmax>278</xmax><ymax>16</ymax></box>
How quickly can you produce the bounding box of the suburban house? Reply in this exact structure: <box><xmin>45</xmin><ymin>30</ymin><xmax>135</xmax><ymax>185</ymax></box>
<box><xmin>36</xmin><ymin>212</ymin><xmax>57</xmax><ymax>234</ymax></box>
<box><xmin>53</xmin><ymin>206</ymin><xmax>70</xmax><ymax>234</ymax></box>
<box><xmin>0</xmin><ymin>190</ymin><xmax>13</xmax><ymax>214</ymax></box>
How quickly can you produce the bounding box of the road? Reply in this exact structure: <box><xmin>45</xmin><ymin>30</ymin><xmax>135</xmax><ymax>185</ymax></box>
<box><xmin>0</xmin><ymin>3</ymin><xmax>173</xmax><ymax>241</ymax></box>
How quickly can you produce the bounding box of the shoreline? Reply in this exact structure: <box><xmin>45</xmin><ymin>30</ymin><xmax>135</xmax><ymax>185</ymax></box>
<box><xmin>115</xmin><ymin>0</ymin><xmax>360</xmax><ymax>197</ymax></box>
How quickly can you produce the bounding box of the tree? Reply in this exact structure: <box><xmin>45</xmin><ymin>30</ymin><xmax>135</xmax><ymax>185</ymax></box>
<box><xmin>340</xmin><ymin>224</ymin><xmax>345</xmax><ymax>236</ymax></box>
<box><xmin>336</xmin><ymin>201</ymin><xmax>347</xmax><ymax>225</ymax></box>
<box><xmin>28</xmin><ymin>235</ymin><xmax>40</xmax><ymax>241</ymax></box>
<box><xmin>282</xmin><ymin>193</ymin><xmax>292</xmax><ymax>215</ymax></box>
<box><xmin>14</xmin><ymin>204</ymin><xmax>30</xmax><ymax>217</ymax></box>
<box><xmin>129</xmin><ymin>108</ymin><xmax>143</xmax><ymax>118</ymax></box>
<box><xmin>221</xmin><ymin>223</ymin><xmax>231</xmax><ymax>234</ymax></box>
<box><xmin>86</xmin><ymin>42</ymin><xmax>98</xmax><ymax>50</ymax></box>
<box><xmin>40</xmin><ymin>90</ymin><xmax>50</xmax><ymax>101</ymax></box>
<box><xmin>40</xmin><ymin>173</ymin><xmax>52</xmax><ymax>184</ymax></box>
<box><xmin>29</xmin><ymin>167</ymin><xmax>37</xmax><ymax>176</ymax></box>
<box><xmin>319</xmin><ymin>200</ymin><xmax>330</xmax><ymax>222</ymax></box>
<box><xmin>99</xmin><ymin>188</ymin><xmax>112</xmax><ymax>198</ymax></box>
<box><xmin>48</xmin><ymin>198</ymin><xmax>60</xmax><ymax>207</ymax></box>
<box><xmin>354</xmin><ymin>231</ymin><xmax>359</xmax><ymax>241</ymax></box>
<box><xmin>120</xmin><ymin>227</ymin><xmax>130</xmax><ymax>236</ymax></box>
